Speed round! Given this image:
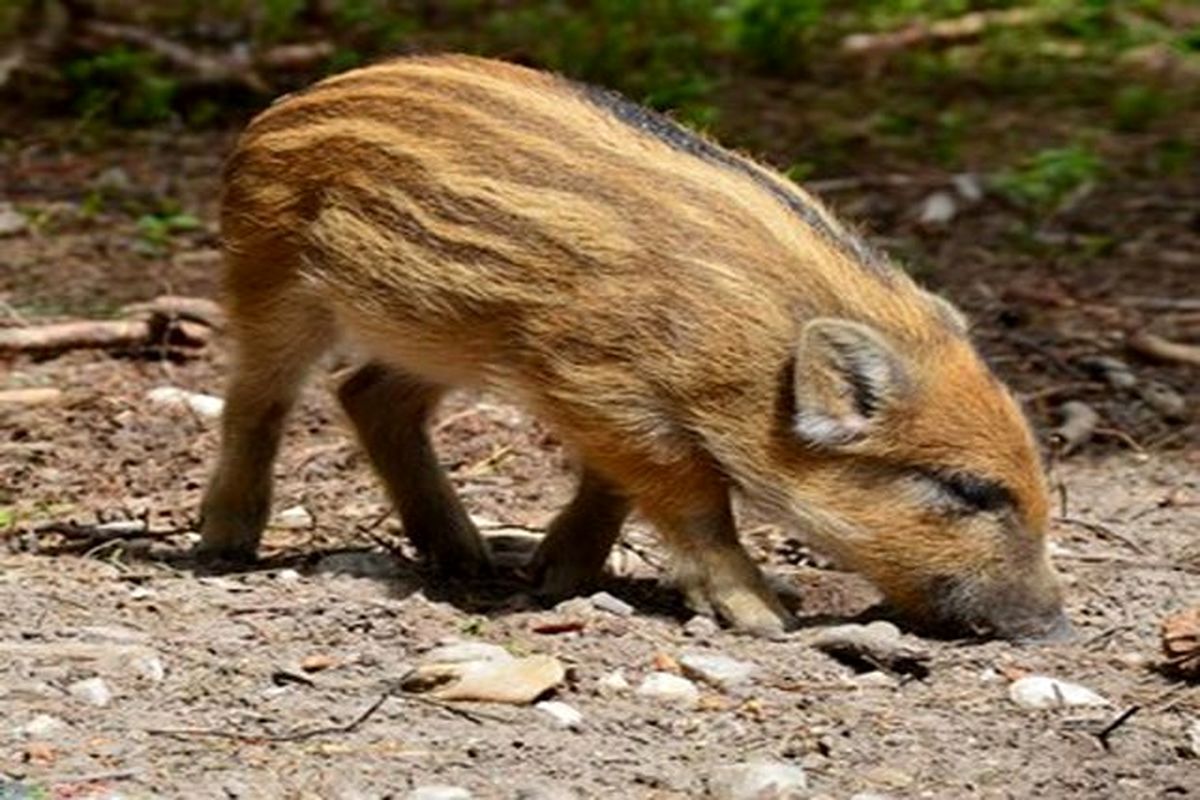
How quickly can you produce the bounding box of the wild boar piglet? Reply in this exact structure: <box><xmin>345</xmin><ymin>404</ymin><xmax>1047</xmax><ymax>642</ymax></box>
<box><xmin>199</xmin><ymin>55</ymin><xmax>1069</xmax><ymax>641</ymax></box>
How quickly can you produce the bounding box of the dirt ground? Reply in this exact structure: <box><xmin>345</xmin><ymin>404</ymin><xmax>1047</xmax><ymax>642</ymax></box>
<box><xmin>1</xmin><ymin>126</ymin><xmax>1198</xmax><ymax>799</ymax></box>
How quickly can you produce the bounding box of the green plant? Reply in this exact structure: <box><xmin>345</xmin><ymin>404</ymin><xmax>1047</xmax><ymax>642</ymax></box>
<box><xmin>1111</xmin><ymin>84</ymin><xmax>1166</xmax><ymax>132</ymax></box>
<box><xmin>64</xmin><ymin>47</ymin><xmax>178</xmax><ymax>125</ymax></box>
<box><xmin>993</xmin><ymin>143</ymin><xmax>1104</xmax><ymax>214</ymax></box>
<box><xmin>720</xmin><ymin>0</ymin><xmax>825</xmax><ymax>74</ymax></box>
<box><xmin>136</xmin><ymin>210</ymin><xmax>201</xmax><ymax>253</ymax></box>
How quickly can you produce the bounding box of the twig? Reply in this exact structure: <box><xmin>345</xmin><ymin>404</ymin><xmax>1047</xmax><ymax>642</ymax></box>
<box><xmin>842</xmin><ymin>8</ymin><xmax>1047</xmax><ymax>57</ymax></box>
<box><xmin>146</xmin><ymin>692</ymin><xmax>391</xmax><ymax>743</ymax></box>
<box><xmin>1127</xmin><ymin>331</ymin><xmax>1200</xmax><ymax>368</ymax></box>
<box><xmin>121</xmin><ymin>295</ymin><xmax>225</xmax><ymax>330</ymax></box>
<box><xmin>1121</xmin><ymin>296</ymin><xmax>1200</xmax><ymax>312</ymax></box>
<box><xmin>1055</xmin><ymin>517</ymin><xmax>1146</xmax><ymax>554</ymax></box>
<box><xmin>1094</xmin><ymin>705</ymin><xmax>1140</xmax><ymax>750</ymax></box>
<box><xmin>0</xmin><ymin>316</ymin><xmax>208</xmax><ymax>356</ymax></box>
<box><xmin>0</xmin><ymin>387</ymin><xmax>62</xmax><ymax>406</ymax></box>
<box><xmin>1055</xmin><ymin>551</ymin><xmax>1199</xmax><ymax>574</ymax></box>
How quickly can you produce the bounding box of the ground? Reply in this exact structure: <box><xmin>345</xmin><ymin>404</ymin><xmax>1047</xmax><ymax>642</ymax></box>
<box><xmin>1</xmin><ymin>125</ymin><xmax>1197</xmax><ymax>799</ymax></box>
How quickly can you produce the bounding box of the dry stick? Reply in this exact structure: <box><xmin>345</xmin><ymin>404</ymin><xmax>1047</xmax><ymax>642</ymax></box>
<box><xmin>0</xmin><ymin>317</ymin><xmax>209</xmax><ymax>356</ymax></box>
<box><xmin>1094</xmin><ymin>705</ymin><xmax>1140</xmax><ymax>751</ymax></box>
<box><xmin>121</xmin><ymin>295</ymin><xmax>226</xmax><ymax>330</ymax></box>
<box><xmin>841</xmin><ymin>7</ymin><xmax>1047</xmax><ymax>56</ymax></box>
<box><xmin>146</xmin><ymin>692</ymin><xmax>391</xmax><ymax>743</ymax></box>
<box><xmin>1127</xmin><ymin>331</ymin><xmax>1200</xmax><ymax>368</ymax></box>
<box><xmin>1055</xmin><ymin>516</ymin><xmax>1146</xmax><ymax>555</ymax></box>
<box><xmin>0</xmin><ymin>387</ymin><xmax>63</xmax><ymax>406</ymax></box>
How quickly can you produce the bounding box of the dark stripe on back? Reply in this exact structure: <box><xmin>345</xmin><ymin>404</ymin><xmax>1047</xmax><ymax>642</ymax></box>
<box><xmin>574</xmin><ymin>82</ymin><xmax>889</xmax><ymax>274</ymax></box>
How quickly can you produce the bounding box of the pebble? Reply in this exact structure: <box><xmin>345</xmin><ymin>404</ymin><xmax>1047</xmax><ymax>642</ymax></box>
<box><xmin>535</xmin><ymin>700</ymin><xmax>584</xmax><ymax>729</ymax></box>
<box><xmin>682</xmin><ymin>615</ymin><xmax>720</xmax><ymax>638</ymax></box>
<box><xmin>408</xmin><ymin>787</ymin><xmax>472</xmax><ymax>800</ymax></box>
<box><xmin>21</xmin><ymin>714</ymin><xmax>68</xmax><ymax>738</ymax></box>
<box><xmin>315</xmin><ymin>551</ymin><xmax>400</xmax><ymax>579</ymax></box>
<box><xmin>126</xmin><ymin>653</ymin><xmax>166</xmax><ymax>683</ymax></box>
<box><xmin>708</xmin><ymin>761</ymin><xmax>808</xmax><ymax>799</ymax></box>
<box><xmin>1008</xmin><ymin>675</ymin><xmax>1110</xmax><ymax>709</ymax></box>
<box><xmin>1187</xmin><ymin>719</ymin><xmax>1200</xmax><ymax>757</ymax></box>
<box><xmin>69</xmin><ymin>676</ymin><xmax>113</xmax><ymax>707</ymax></box>
<box><xmin>952</xmin><ymin>172</ymin><xmax>985</xmax><ymax>203</ymax></box>
<box><xmin>635</xmin><ymin>672</ymin><xmax>700</xmax><ymax>706</ymax></box>
<box><xmin>276</xmin><ymin>568</ymin><xmax>303</xmax><ymax>583</ymax></box>
<box><xmin>679</xmin><ymin>650</ymin><xmax>757</xmax><ymax>689</ymax></box>
<box><xmin>403</xmin><ymin>654</ymin><xmax>565</xmax><ymax>705</ymax></box>
<box><xmin>850</xmin><ymin>794</ymin><xmax>894</xmax><ymax>800</ymax></box>
<box><xmin>918</xmin><ymin>191</ymin><xmax>957</xmax><ymax>225</ymax></box>
<box><xmin>589</xmin><ymin>591</ymin><xmax>634</xmax><ymax>617</ymax></box>
<box><xmin>146</xmin><ymin>386</ymin><xmax>225</xmax><ymax>419</ymax></box>
<box><xmin>0</xmin><ymin>203</ymin><xmax>28</xmax><ymax>237</ymax></box>
<box><xmin>852</xmin><ymin>670</ymin><xmax>898</xmax><ymax>689</ymax></box>
<box><xmin>423</xmin><ymin>641</ymin><xmax>512</xmax><ymax>664</ymax></box>
<box><xmin>597</xmin><ymin>669</ymin><xmax>630</xmax><ymax>695</ymax></box>
<box><xmin>274</xmin><ymin>505</ymin><xmax>314</xmax><ymax>529</ymax></box>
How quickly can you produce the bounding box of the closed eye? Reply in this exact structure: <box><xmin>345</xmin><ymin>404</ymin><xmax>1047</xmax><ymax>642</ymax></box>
<box><xmin>921</xmin><ymin>470</ymin><xmax>1013</xmax><ymax>513</ymax></box>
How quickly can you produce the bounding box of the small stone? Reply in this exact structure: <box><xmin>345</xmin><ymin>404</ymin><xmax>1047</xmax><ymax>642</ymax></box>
<box><xmin>21</xmin><ymin>714</ymin><xmax>68</xmax><ymax>738</ymax></box>
<box><xmin>866</xmin><ymin>766</ymin><xmax>915</xmax><ymax>789</ymax></box>
<box><xmin>682</xmin><ymin>615</ymin><xmax>719</xmax><ymax>638</ymax></box>
<box><xmin>514</xmin><ymin>786</ymin><xmax>578</xmax><ymax>800</ymax></box>
<box><xmin>635</xmin><ymin>672</ymin><xmax>699</xmax><ymax>706</ymax></box>
<box><xmin>403</xmin><ymin>654</ymin><xmax>565</xmax><ymax>705</ymax></box>
<box><xmin>301</xmin><ymin>653</ymin><xmax>338</xmax><ymax>673</ymax></box>
<box><xmin>1186</xmin><ymin>718</ymin><xmax>1200</xmax><ymax>757</ymax></box>
<box><xmin>422</xmin><ymin>641</ymin><xmax>512</xmax><ymax>664</ymax></box>
<box><xmin>316</xmin><ymin>551</ymin><xmax>399</xmax><ymax>579</ymax></box>
<box><xmin>408</xmin><ymin>787</ymin><xmax>472</xmax><ymax>800</ymax></box>
<box><xmin>535</xmin><ymin>700</ymin><xmax>584</xmax><ymax>729</ymax></box>
<box><xmin>918</xmin><ymin>191</ymin><xmax>957</xmax><ymax>225</ymax></box>
<box><xmin>126</xmin><ymin>653</ymin><xmax>166</xmax><ymax>682</ymax></box>
<box><xmin>709</xmin><ymin>760</ymin><xmax>808</xmax><ymax>800</ymax></box>
<box><xmin>0</xmin><ymin>203</ymin><xmax>28</xmax><ymax>237</ymax></box>
<box><xmin>128</xmin><ymin>585</ymin><xmax>154</xmax><ymax>600</ymax></box>
<box><xmin>276</xmin><ymin>568</ymin><xmax>303</xmax><ymax>583</ymax></box>
<box><xmin>146</xmin><ymin>386</ymin><xmax>225</xmax><ymax>419</ymax></box>
<box><xmin>850</xmin><ymin>794</ymin><xmax>894</xmax><ymax>800</ymax></box>
<box><xmin>275</xmin><ymin>505</ymin><xmax>314</xmax><ymax>529</ymax></box>
<box><xmin>1008</xmin><ymin>675</ymin><xmax>1110</xmax><ymax>709</ymax></box>
<box><xmin>69</xmin><ymin>676</ymin><xmax>112</xmax><ymax>707</ymax></box>
<box><xmin>679</xmin><ymin>650</ymin><xmax>757</xmax><ymax>689</ymax></box>
<box><xmin>853</xmin><ymin>670</ymin><xmax>898</xmax><ymax>689</ymax></box>
<box><xmin>589</xmin><ymin>591</ymin><xmax>634</xmax><ymax>617</ymax></box>
<box><xmin>597</xmin><ymin>669</ymin><xmax>629</xmax><ymax>695</ymax></box>
<box><xmin>93</xmin><ymin>166</ymin><xmax>132</xmax><ymax>193</ymax></box>
<box><xmin>952</xmin><ymin>172</ymin><xmax>984</xmax><ymax>203</ymax></box>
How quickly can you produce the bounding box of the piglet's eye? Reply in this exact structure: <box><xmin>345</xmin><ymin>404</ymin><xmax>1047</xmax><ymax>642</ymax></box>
<box><xmin>937</xmin><ymin>472</ymin><xmax>1012</xmax><ymax>512</ymax></box>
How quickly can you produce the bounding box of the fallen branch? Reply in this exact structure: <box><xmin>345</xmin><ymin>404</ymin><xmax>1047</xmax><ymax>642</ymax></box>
<box><xmin>0</xmin><ymin>317</ymin><xmax>208</xmax><ymax>356</ymax></box>
<box><xmin>147</xmin><ymin>692</ymin><xmax>391</xmax><ymax>743</ymax></box>
<box><xmin>842</xmin><ymin>8</ymin><xmax>1047</xmax><ymax>57</ymax></box>
<box><xmin>0</xmin><ymin>387</ymin><xmax>62</xmax><ymax>406</ymax></box>
<box><xmin>121</xmin><ymin>295</ymin><xmax>226</xmax><ymax>330</ymax></box>
<box><xmin>79</xmin><ymin>20</ymin><xmax>270</xmax><ymax>92</ymax></box>
<box><xmin>1127</xmin><ymin>331</ymin><xmax>1200</xmax><ymax>368</ymax></box>
<box><xmin>1049</xmin><ymin>401</ymin><xmax>1099</xmax><ymax>456</ymax></box>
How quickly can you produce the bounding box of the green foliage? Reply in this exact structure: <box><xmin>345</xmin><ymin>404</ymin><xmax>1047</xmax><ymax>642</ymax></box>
<box><xmin>994</xmin><ymin>143</ymin><xmax>1104</xmax><ymax>213</ymax></box>
<box><xmin>258</xmin><ymin>0</ymin><xmax>307</xmax><ymax>42</ymax></box>
<box><xmin>0</xmin><ymin>507</ymin><xmax>13</xmax><ymax>529</ymax></box>
<box><xmin>1111</xmin><ymin>84</ymin><xmax>1166</xmax><ymax>132</ymax></box>
<box><xmin>720</xmin><ymin>0</ymin><xmax>825</xmax><ymax>73</ymax></box>
<box><xmin>64</xmin><ymin>47</ymin><xmax>177</xmax><ymax>125</ymax></box>
<box><xmin>136</xmin><ymin>209</ymin><xmax>201</xmax><ymax>253</ymax></box>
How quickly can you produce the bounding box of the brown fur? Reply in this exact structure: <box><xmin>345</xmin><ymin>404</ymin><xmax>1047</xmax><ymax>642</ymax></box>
<box><xmin>199</xmin><ymin>54</ymin><xmax>1067</xmax><ymax>639</ymax></box>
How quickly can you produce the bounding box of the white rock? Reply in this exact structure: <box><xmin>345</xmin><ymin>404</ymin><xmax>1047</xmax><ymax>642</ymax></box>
<box><xmin>679</xmin><ymin>650</ymin><xmax>757</xmax><ymax>689</ymax></box>
<box><xmin>408</xmin><ymin>786</ymin><xmax>472</xmax><ymax>800</ymax></box>
<box><xmin>850</xmin><ymin>794</ymin><xmax>894</xmax><ymax>800</ymax></box>
<box><xmin>146</xmin><ymin>386</ymin><xmax>225</xmax><ymax>419</ymax></box>
<box><xmin>274</xmin><ymin>505</ymin><xmax>314</xmax><ymax>529</ymax></box>
<box><xmin>21</xmin><ymin>714</ymin><xmax>69</xmax><ymax>738</ymax></box>
<box><xmin>589</xmin><ymin>591</ymin><xmax>633</xmax><ymax>617</ymax></box>
<box><xmin>422</xmin><ymin>641</ymin><xmax>512</xmax><ymax>664</ymax></box>
<box><xmin>535</xmin><ymin>700</ymin><xmax>584</xmax><ymax>729</ymax></box>
<box><xmin>126</xmin><ymin>653</ymin><xmax>166</xmax><ymax>682</ymax></box>
<box><xmin>315</xmin><ymin>551</ymin><xmax>399</xmax><ymax>579</ymax></box>
<box><xmin>276</xmin><ymin>568</ymin><xmax>303</xmax><ymax>583</ymax></box>
<box><xmin>952</xmin><ymin>172</ymin><xmax>985</xmax><ymax>203</ymax></box>
<box><xmin>709</xmin><ymin>761</ymin><xmax>808</xmax><ymax>799</ymax></box>
<box><xmin>128</xmin><ymin>585</ymin><xmax>154</xmax><ymax>600</ymax></box>
<box><xmin>918</xmin><ymin>191</ymin><xmax>958</xmax><ymax>225</ymax></box>
<box><xmin>1008</xmin><ymin>676</ymin><xmax>1110</xmax><ymax>709</ymax></box>
<box><xmin>1187</xmin><ymin>719</ymin><xmax>1200</xmax><ymax>757</ymax></box>
<box><xmin>635</xmin><ymin>672</ymin><xmax>699</xmax><ymax>706</ymax></box>
<box><xmin>852</xmin><ymin>670</ymin><xmax>898</xmax><ymax>689</ymax></box>
<box><xmin>597</xmin><ymin>669</ymin><xmax>630</xmax><ymax>694</ymax></box>
<box><xmin>69</xmin><ymin>676</ymin><xmax>113</xmax><ymax>707</ymax></box>
<box><xmin>682</xmin><ymin>615</ymin><xmax>720</xmax><ymax>638</ymax></box>
<box><xmin>0</xmin><ymin>203</ymin><xmax>27</xmax><ymax>237</ymax></box>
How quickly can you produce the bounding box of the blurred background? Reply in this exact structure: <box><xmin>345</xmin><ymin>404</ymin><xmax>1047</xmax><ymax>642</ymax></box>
<box><xmin>1</xmin><ymin>1</ymin><xmax>1197</xmax><ymax>449</ymax></box>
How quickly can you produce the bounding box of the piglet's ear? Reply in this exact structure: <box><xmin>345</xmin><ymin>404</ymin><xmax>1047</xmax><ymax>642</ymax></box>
<box><xmin>792</xmin><ymin>318</ymin><xmax>910</xmax><ymax>447</ymax></box>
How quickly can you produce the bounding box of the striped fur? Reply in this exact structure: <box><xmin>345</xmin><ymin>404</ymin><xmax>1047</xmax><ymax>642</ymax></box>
<box><xmin>200</xmin><ymin>55</ymin><xmax>1066</xmax><ymax>640</ymax></box>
